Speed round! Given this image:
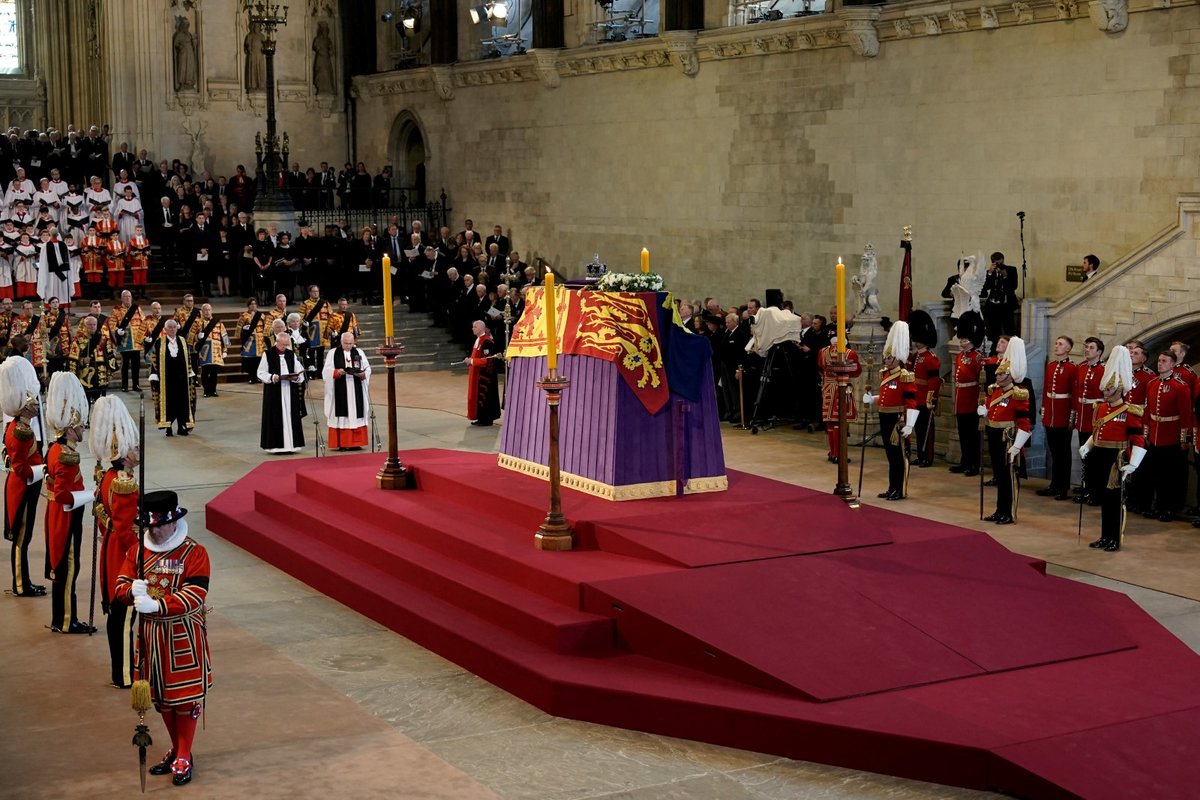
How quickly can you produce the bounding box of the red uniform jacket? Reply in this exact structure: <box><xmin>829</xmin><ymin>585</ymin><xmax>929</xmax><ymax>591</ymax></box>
<box><xmin>96</xmin><ymin>466</ymin><xmax>138</xmax><ymax>608</ymax></box>
<box><xmin>876</xmin><ymin>366</ymin><xmax>917</xmax><ymax>413</ymax></box>
<box><xmin>1090</xmin><ymin>401</ymin><xmax>1144</xmax><ymax>451</ymax></box>
<box><xmin>1042</xmin><ymin>358</ymin><xmax>1077</xmax><ymax>429</ymax></box>
<box><xmin>986</xmin><ymin>382</ymin><xmax>1032</xmax><ymax>435</ymax></box>
<box><xmin>907</xmin><ymin>349</ymin><xmax>942</xmax><ymax>408</ymax></box>
<box><xmin>1126</xmin><ymin>366</ymin><xmax>1155</xmax><ymax>407</ymax></box>
<box><xmin>1143</xmin><ymin>375</ymin><xmax>1192</xmax><ymax>448</ymax></box>
<box><xmin>4</xmin><ymin>419</ymin><xmax>42</xmax><ymax>527</ymax></box>
<box><xmin>43</xmin><ymin>441</ymin><xmax>83</xmax><ymax>567</ymax></box>
<box><xmin>1074</xmin><ymin>360</ymin><xmax>1105</xmax><ymax>435</ymax></box>
<box><xmin>952</xmin><ymin>348</ymin><xmax>984</xmax><ymax>414</ymax></box>
<box><xmin>1172</xmin><ymin>364</ymin><xmax>1197</xmax><ymax>401</ymax></box>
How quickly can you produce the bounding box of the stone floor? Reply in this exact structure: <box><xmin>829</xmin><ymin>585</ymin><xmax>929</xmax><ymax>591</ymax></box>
<box><xmin>2</xmin><ymin>369</ymin><xmax>1198</xmax><ymax>800</ymax></box>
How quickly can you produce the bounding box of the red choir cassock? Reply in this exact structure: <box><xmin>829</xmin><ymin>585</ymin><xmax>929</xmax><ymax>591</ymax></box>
<box><xmin>82</xmin><ymin>234</ymin><xmax>105</xmax><ymax>283</ymax></box>
<box><xmin>105</xmin><ymin>237</ymin><xmax>126</xmax><ymax>287</ymax></box>
<box><xmin>128</xmin><ymin>234</ymin><xmax>151</xmax><ymax>286</ymax></box>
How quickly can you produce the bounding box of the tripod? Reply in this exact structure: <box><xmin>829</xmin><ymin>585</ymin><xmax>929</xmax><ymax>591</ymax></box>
<box><xmin>748</xmin><ymin>342</ymin><xmax>800</xmax><ymax>435</ymax></box>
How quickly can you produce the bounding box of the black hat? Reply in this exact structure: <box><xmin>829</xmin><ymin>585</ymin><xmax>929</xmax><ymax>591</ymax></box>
<box><xmin>138</xmin><ymin>490</ymin><xmax>188</xmax><ymax>527</ymax></box>
<box><xmin>908</xmin><ymin>309</ymin><xmax>938</xmax><ymax>349</ymax></box>
<box><xmin>879</xmin><ymin>316</ymin><xmax>893</xmax><ymax>332</ymax></box>
<box><xmin>955</xmin><ymin>310</ymin><xmax>985</xmax><ymax>349</ymax></box>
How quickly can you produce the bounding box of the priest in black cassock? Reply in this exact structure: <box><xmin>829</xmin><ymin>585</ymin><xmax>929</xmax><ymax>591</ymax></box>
<box><xmin>148</xmin><ymin>319</ymin><xmax>195</xmax><ymax>436</ymax></box>
<box><xmin>258</xmin><ymin>331</ymin><xmax>306</xmax><ymax>454</ymax></box>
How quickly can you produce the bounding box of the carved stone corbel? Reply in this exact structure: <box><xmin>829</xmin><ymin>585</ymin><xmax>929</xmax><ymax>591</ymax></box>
<box><xmin>980</xmin><ymin>6</ymin><xmax>1000</xmax><ymax>28</ymax></box>
<box><xmin>529</xmin><ymin>48</ymin><xmax>561</xmax><ymax>89</ymax></box>
<box><xmin>430</xmin><ymin>65</ymin><xmax>454</xmax><ymax>101</ymax></box>
<box><xmin>923</xmin><ymin>16</ymin><xmax>942</xmax><ymax>35</ymax></box>
<box><xmin>836</xmin><ymin>8</ymin><xmax>880</xmax><ymax>58</ymax></box>
<box><xmin>1012</xmin><ymin>2</ymin><xmax>1034</xmax><ymax>22</ymax></box>
<box><xmin>895</xmin><ymin>19</ymin><xmax>913</xmax><ymax>38</ymax></box>
<box><xmin>662</xmin><ymin>30</ymin><xmax>699</xmax><ymax>77</ymax></box>
<box><xmin>1088</xmin><ymin>0</ymin><xmax>1128</xmax><ymax>30</ymax></box>
<box><xmin>948</xmin><ymin>10</ymin><xmax>969</xmax><ymax>29</ymax></box>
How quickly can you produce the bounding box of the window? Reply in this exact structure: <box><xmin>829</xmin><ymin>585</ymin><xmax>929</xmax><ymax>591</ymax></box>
<box><xmin>0</xmin><ymin>0</ymin><xmax>21</xmax><ymax>75</ymax></box>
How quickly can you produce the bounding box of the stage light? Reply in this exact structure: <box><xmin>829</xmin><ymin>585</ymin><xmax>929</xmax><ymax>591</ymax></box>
<box><xmin>402</xmin><ymin>7</ymin><xmax>420</xmax><ymax>30</ymax></box>
<box><xmin>491</xmin><ymin>1</ymin><xmax>508</xmax><ymax>20</ymax></box>
<box><xmin>470</xmin><ymin>2</ymin><xmax>508</xmax><ymax>24</ymax></box>
<box><xmin>470</xmin><ymin>4</ymin><xmax>488</xmax><ymax>23</ymax></box>
<box><xmin>380</xmin><ymin>10</ymin><xmax>394</xmax><ymax>22</ymax></box>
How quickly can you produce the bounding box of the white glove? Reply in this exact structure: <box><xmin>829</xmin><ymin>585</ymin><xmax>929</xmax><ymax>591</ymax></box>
<box><xmin>1008</xmin><ymin>429</ymin><xmax>1031</xmax><ymax>462</ymax></box>
<box><xmin>148</xmin><ymin>374</ymin><xmax>158</xmax><ymax>383</ymax></box>
<box><xmin>1079</xmin><ymin>438</ymin><xmax>1093</xmax><ymax>459</ymax></box>
<box><xmin>1121</xmin><ymin>445</ymin><xmax>1147</xmax><ymax>478</ymax></box>
<box><xmin>133</xmin><ymin>594</ymin><xmax>159</xmax><ymax>615</ymax></box>
<box><xmin>977</xmin><ymin>405</ymin><xmax>987</xmax><ymax>417</ymax></box>
<box><xmin>862</xmin><ymin>392</ymin><xmax>875</xmax><ymax>405</ymax></box>
<box><xmin>63</xmin><ymin>489</ymin><xmax>92</xmax><ymax>512</ymax></box>
<box><xmin>130</xmin><ymin>578</ymin><xmax>149</xmax><ymax>598</ymax></box>
<box><xmin>904</xmin><ymin>407</ymin><xmax>919</xmax><ymax>432</ymax></box>
<box><xmin>900</xmin><ymin>425</ymin><xmax>914</xmax><ymax>437</ymax></box>
<box><xmin>26</xmin><ymin>464</ymin><xmax>44</xmax><ymax>485</ymax></box>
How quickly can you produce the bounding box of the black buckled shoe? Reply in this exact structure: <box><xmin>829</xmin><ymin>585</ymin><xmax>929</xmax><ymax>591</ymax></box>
<box><xmin>1088</xmin><ymin>539</ymin><xmax>1106</xmax><ymax>549</ymax></box>
<box><xmin>13</xmin><ymin>584</ymin><xmax>46</xmax><ymax>597</ymax></box>
<box><xmin>992</xmin><ymin>515</ymin><xmax>1014</xmax><ymax>525</ymax></box>
<box><xmin>53</xmin><ymin>621</ymin><xmax>96</xmax><ymax>634</ymax></box>
<box><xmin>171</xmin><ymin>757</ymin><xmax>193</xmax><ymax>786</ymax></box>
<box><xmin>149</xmin><ymin>751</ymin><xmax>176</xmax><ymax>776</ymax></box>
<box><xmin>885</xmin><ymin>490</ymin><xmax>904</xmax><ymax>501</ymax></box>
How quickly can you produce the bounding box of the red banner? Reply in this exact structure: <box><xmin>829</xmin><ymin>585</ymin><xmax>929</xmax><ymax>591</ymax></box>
<box><xmin>899</xmin><ymin>239</ymin><xmax>913</xmax><ymax>322</ymax></box>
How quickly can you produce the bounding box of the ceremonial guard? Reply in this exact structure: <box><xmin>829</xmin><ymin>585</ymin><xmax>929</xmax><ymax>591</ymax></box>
<box><xmin>1036</xmin><ymin>335</ymin><xmax>1078</xmax><ymax>500</ymax></box>
<box><xmin>1170</xmin><ymin>341</ymin><xmax>1197</xmax><ymax>398</ymax></box>
<box><xmin>128</xmin><ymin>225</ymin><xmax>150</xmax><ymax>286</ymax></box>
<box><xmin>141</xmin><ymin>301</ymin><xmax>167</xmax><ymax>357</ymax></box>
<box><xmin>817</xmin><ymin>336</ymin><xmax>860</xmax><ymax>463</ymax></box>
<box><xmin>323</xmin><ymin>331</ymin><xmax>371</xmax><ymax>450</ymax></box>
<box><xmin>70</xmin><ymin>314</ymin><xmax>115</xmax><ymax>404</ymax></box>
<box><xmin>44</xmin><ymin>297</ymin><xmax>70</xmax><ymax>376</ymax></box>
<box><xmin>905</xmin><ymin>310</ymin><xmax>941</xmax><ymax>468</ymax></box>
<box><xmin>9</xmin><ymin>300</ymin><xmax>45</xmax><ymax>376</ymax></box>
<box><xmin>258</xmin><ymin>331</ymin><xmax>306</xmax><ymax>453</ymax></box>
<box><xmin>1135</xmin><ymin>350</ymin><xmax>1192</xmax><ymax>522</ymax></box>
<box><xmin>89</xmin><ymin>396</ymin><xmax>140</xmax><ymax>687</ymax></box>
<box><xmin>109</xmin><ymin>290</ymin><xmax>144</xmax><ymax>391</ymax></box>
<box><xmin>193</xmin><ymin>304</ymin><xmax>228</xmax><ymax>398</ymax></box>
<box><xmin>1079</xmin><ymin>346</ymin><xmax>1145</xmax><ymax>552</ymax></box>
<box><xmin>148</xmin><ymin>319</ymin><xmax>195</xmax><ymax>436</ymax></box>
<box><xmin>115</xmin><ymin>490</ymin><xmax>212</xmax><ymax>787</ymax></box>
<box><xmin>82</xmin><ymin>224</ymin><xmax>105</xmax><ymax>297</ymax></box>
<box><xmin>174</xmin><ymin>295</ymin><xmax>202</xmax><ymax>348</ymax></box>
<box><xmin>1126</xmin><ymin>340</ymin><xmax>1155</xmax><ymax>407</ymax></box>
<box><xmin>238</xmin><ymin>298</ymin><xmax>266</xmax><ymax>383</ymax></box>
<box><xmin>328</xmin><ymin>296</ymin><xmax>361</xmax><ymax>342</ymax></box>
<box><xmin>1073</xmin><ymin>337</ymin><xmax>1105</xmax><ymax>503</ymax></box>
<box><xmin>299</xmin><ymin>284</ymin><xmax>331</xmax><ymax>375</ymax></box>
<box><xmin>3</xmin><ymin>356</ymin><xmax>45</xmax><ymax>597</ymax></box>
<box><xmin>862</xmin><ymin>320</ymin><xmax>918</xmax><ymax>501</ymax></box>
<box><xmin>463</xmin><ymin>319</ymin><xmax>500</xmax><ymax>427</ymax></box>
<box><xmin>949</xmin><ymin>311</ymin><xmax>985</xmax><ymax>477</ymax></box>
<box><xmin>42</xmin><ymin>371</ymin><xmax>94</xmax><ymax>633</ymax></box>
<box><xmin>979</xmin><ymin>336</ymin><xmax>1033</xmax><ymax>525</ymax></box>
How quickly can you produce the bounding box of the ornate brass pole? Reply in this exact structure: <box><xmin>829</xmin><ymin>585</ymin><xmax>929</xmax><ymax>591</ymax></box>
<box><xmin>377</xmin><ymin>337</ymin><xmax>414</xmax><ymax>489</ymax></box>
<box><xmin>534</xmin><ymin>369</ymin><xmax>574</xmax><ymax>550</ymax></box>
<box><xmin>828</xmin><ymin>352</ymin><xmax>859</xmax><ymax>505</ymax></box>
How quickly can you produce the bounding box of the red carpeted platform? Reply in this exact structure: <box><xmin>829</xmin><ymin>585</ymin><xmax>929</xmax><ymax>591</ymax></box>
<box><xmin>207</xmin><ymin>449</ymin><xmax>1200</xmax><ymax>799</ymax></box>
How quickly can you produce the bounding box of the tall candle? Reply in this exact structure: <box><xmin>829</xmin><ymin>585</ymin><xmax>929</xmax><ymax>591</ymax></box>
<box><xmin>544</xmin><ymin>269</ymin><xmax>557</xmax><ymax>373</ymax></box>
<box><xmin>382</xmin><ymin>254</ymin><xmax>394</xmax><ymax>339</ymax></box>
<box><xmin>835</xmin><ymin>257</ymin><xmax>846</xmax><ymax>353</ymax></box>
<box><xmin>641</xmin><ymin>247</ymin><xmax>649</xmax><ymax>274</ymax></box>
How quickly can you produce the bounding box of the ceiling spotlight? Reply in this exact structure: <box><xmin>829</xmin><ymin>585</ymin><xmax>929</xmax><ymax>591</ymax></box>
<box><xmin>402</xmin><ymin>7</ymin><xmax>420</xmax><ymax>30</ymax></box>
<box><xmin>490</xmin><ymin>1</ymin><xmax>508</xmax><ymax>20</ymax></box>
<box><xmin>470</xmin><ymin>2</ymin><xmax>508</xmax><ymax>24</ymax></box>
<box><xmin>380</xmin><ymin>10</ymin><xmax>394</xmax><ymax>22</ymax></box>
<box><xmin>470</xmin><ymin>4</ymin><xmax>487</xmax><ymax>23</ymax></box>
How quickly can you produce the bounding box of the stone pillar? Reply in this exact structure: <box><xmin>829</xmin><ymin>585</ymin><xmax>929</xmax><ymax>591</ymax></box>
<box><xmin>104</xmin><ymin>0</ymin><xmax>158</xmax><ymax>155</ymax></box>
<box><xmin>662</xmin><ymin>0</ymin><xmax>704</xmax><ymax>31</ymax></box>
<box><xmin>37</xmin><ymin>0</ymin><xmax>107</xmax><ymax>129</ymax></box>
<box><xmin>429</xmin><ymin>0</ymin><xmax>458</xmax><ymax>65</ymax></box>
<box><xmin>532</xmin><ymin>0</ymin><xmax>563</xmax><ymax>49</ymax></box>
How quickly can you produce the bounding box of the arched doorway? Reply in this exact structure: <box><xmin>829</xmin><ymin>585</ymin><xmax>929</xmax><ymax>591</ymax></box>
<box><xmin>388</xmin><ymin>110</ymin><xmax>430</xmax><ymax>206</ymax></box>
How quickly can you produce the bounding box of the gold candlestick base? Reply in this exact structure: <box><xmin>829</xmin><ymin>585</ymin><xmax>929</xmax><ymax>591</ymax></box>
<box><xmin>826</xmin><ymin>354</ymin><xmax>861</xmax><ymax>506</ymax></box>
<box><xmin>377</xmin><ymin>338</ymin><xmax>414</xmax><ymax>490</ymax></box>
<box><xmin>534</xmin><ymin>374</ymin><xmax>574</xmax><ymax>551</ymax></box>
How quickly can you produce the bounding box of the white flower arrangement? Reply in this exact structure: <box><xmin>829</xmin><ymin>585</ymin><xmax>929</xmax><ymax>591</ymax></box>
<box><xmin>593</xmin><ymin>272</ymin><xmax>665</xmax><ymax>292</ymax></box>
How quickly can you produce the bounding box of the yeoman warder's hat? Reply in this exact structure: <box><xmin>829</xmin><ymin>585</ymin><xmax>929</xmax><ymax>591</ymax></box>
<box><xmin>138</xmin><ymin>490</ymin><xmax>188</xmax><ymax>527</ymax></box>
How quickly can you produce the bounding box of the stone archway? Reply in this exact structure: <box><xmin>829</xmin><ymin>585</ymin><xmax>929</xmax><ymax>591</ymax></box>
<box><xmin>387</xmin><ymin>110</ymin><xmax>431</xmax><ymax>206</ymax></box>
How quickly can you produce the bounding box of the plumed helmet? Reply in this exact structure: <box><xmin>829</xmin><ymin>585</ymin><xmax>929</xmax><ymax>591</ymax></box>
<box><xmin>0</xmin><ymin>356</ymin><xmax>40</xmax><ymax>417</ymax></box>
<box><xmin>908</xmin><ymin>309</ymin><xmax>938</xmax><ymax>349</ymax></box>
<box><xmin>1101</xmin><ymin>344</ymin><xmax>1134</xmax><ymax>396</ymax></box>
<box><xmin>883</xmin><ymin>320</ymin><xmax>910</xmax><ymax>362</ymax></box>
<box><xmin>44</xmin><ymin>371</ymin><xmax>89</xmax><ymax>438</ymax></box>
<box><xmin>999</xmin><ymin>336</ymin><xmax>1028</xmax><ymax>384</ymax></box>
<box><xmin>88</xmin><ymin>395</ymin><xmax>139</xmax><ymax>464</ymax></box>
<box><xmin>954</xmin><ymin>311</ymin><xmax>985</xmax><ymax>349</ymax></box>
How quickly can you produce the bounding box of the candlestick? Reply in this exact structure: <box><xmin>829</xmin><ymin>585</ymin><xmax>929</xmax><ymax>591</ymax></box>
<box><xmin>641</xmin><ymin>247</ymin><xmax>649</xmax><ymax>274</ymax></box>
<box><xmin>544</xmin><ymin>269</ymin><xmax>557</xmax><ymax>374</ymax></box>
<box><xmin>381</xmin><ymin>254</ymin><xmax>394</xmax><ymax>340</ymax></box>
<box><xmin>835</xmin><ymin>257</ymin><xmax>846</xmax><ymax>353</ymax></box>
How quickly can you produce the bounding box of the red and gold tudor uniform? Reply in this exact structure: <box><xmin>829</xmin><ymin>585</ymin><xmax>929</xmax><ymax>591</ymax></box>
<box><xmin>96</xmin><ymin>461</ymin><xmax>139</xmax><ymax>687</ymax></box>
<box><xmin>817</xmin><ymin>344</ymin><xmax>860</xmax><ymax>462</ymax></box>
<box><xmin>5</xmin><ymin>413</ymin><xmax>43</xmax><ymax>596</ymax></box>
<box><xmin>982</xmin><ymin>371</ymin><xmax>1032</xmax><ymax>525</ymax></box>
<box><xmin>1040</xmin><ymin>354</ymin><xmax>1078</xmax><ymax>498</ymax></box>
<box><xmin>950</xmin><ymin>342</ymin><xmax>985</xmax><ymax>475</ymax></box>
<box><xmin>873</xmin><ymin>363</ymin><xmax>917</xmax><ymax>500</ymax></box>
<box><xmin>1138</xmin><ymin>371</ymin><xmax>1193</xmax><ymax>520</ymax></box>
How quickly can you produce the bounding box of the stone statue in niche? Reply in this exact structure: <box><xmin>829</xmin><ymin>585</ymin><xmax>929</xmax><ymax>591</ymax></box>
<box><xmin>312</xmin><ymin>21</ymin><xmax>336</xmax><ymax>95</ymax></box>
<box><xmin>172</xmin><ymin>17</ymin><xmax>199</xmax><ymax>92</ymax></box>
<box><xmin>244</xmin><ymin>25</ymin><xmax>267</xmax><ymax>92</ymax></box>
<box><xmin>852</xmin><ymin>245</ymin><xmax>881</xmax><ymax>316</ymax></box>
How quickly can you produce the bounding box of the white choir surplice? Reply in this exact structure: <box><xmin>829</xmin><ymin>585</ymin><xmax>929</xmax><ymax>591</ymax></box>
<box><xmin>258</xmin><ymin>352</ymin><xmax>306</xmax><ymax>453</ymax></box>
<box><xmin>322</xmin><ymin>345</ymin><xmax>372</xmax><ymax>445</ymax></box>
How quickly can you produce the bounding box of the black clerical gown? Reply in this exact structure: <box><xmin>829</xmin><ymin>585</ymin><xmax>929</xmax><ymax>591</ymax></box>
<box><xmin>258</xmin><ymin>347</ymin><xmax>306</xmax><ymax>452</ymax></box>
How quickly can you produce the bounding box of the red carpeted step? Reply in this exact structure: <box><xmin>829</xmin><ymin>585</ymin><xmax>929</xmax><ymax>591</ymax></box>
<box><xmin>252</xmin><ymin>489</ymin><xmax>614</xmax><ymax>654</ymax></box>
<box><xmin>291</xmin><ymin>467</ymin><xmax>672</xmax><ymax>605</ymax></box>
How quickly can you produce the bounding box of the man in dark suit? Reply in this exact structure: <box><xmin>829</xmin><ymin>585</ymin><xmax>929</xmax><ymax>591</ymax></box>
<box><xmin>82</xmin><ymin>126</ymin><xmax>110</xmax><ymax>186</ymax></box>
<box><xmin>981</xmin><ymin>251</ymin><xmax>1018</xmax><ymax>355</ymax></box>
<box><xmin>133</xmin><ymin>149</ymin><xmax>155</xmax><ymax>186</ymax></box>
<box><xmin>483</xmin><ymin>243</ymin><xmax>506</xmax><ymax>287</ymax></box>
<box><xmin>111</xmin><ymin>142</ymin><xmax>135</xmax><ymax>182</ymax></box>
<box><xmin>149</xmin><ymin>196</ymin><xmax>178</xmax><ymax>264</ymax></box>
<box><xmin>485</xmin><ymin>225</ymin><xmax>510</xmax><ymax>256</ymax></box>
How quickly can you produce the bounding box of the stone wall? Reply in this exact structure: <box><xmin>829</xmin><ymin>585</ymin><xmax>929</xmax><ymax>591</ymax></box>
<box><xmin>354</xmin><ymin>2</ymin><xmax>1200</xmax><ymax>316</ymax></box>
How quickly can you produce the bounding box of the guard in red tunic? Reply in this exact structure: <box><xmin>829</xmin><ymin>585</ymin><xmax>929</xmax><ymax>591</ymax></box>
<box><xmin>980</xmin><ymin>336</ymin><xmax>1033</xmax><ymax>525</ymax></box>
<box><xmin>105</xmin><ymin>231</ymin><xmax>126</xmax><ymax>289</ymax></box>
<box><xmin>817</xmin><ymin>338</ymin><xmax>860</xmax><ymax>463</ymax></box>
<box><xmin>115</xmin><ymin>490</ymin><xmax>212</xmax><ymax>787</ymax></box>
<box><xmin>905</xmin><ymin>310</ymin><xmax>941</xmax><ymax>468</ymax></box>
<box><xmin>88</xmin><ymin>396</ymin><xmax>141</xmax><ymax>687</ymax></box>
<box><xmin>1125</xmin><ymin>340</ymin><xmax>1155</xmax><ymax>407</ymax></box>
<box><xmin>863</xmin><ymin>320</ymin><xmax>918</xmax><ymax>501</ymax></box>
<box><xmin>1073</xmin><ymin>337</ymin><xmax>1106</xmax><ymax>504</ymax></box>
<box><xmin>949</xmin><ymin>311</ymin><xmax>985</xmax><ymax>477</ymax></box>
<box><xmin>42</xmin><ymin>371</ymin><xmax>94</xmax><ymax>633</ymax></box>
<box><xmin>2</xmin><ymin>356</ymin><xmax>46</xmax><ymax>597</ymax></box>
<box><xmin>1037</xmin><ymin>334</ymin><xmax>1078</xmax><ymax>500</ymax></box>
<box><xmin>463</xmin><ymin>319</ymin><xmax>500</xmax><ymax>426</ymax></box>
<box><xmin>1134</xmin><ymin>350</ymin><xmax>1192</xmax><ymax>523</ymax></box>
<box><xmin>1079</xmin><ymin>345</ymin><xmax>1145</xmax><ymax>552</ymax></box>
<box><xmin>1169</xmin><ymin>341</ymin><xmax>1197</xmax><ymax>400</ymax></box>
